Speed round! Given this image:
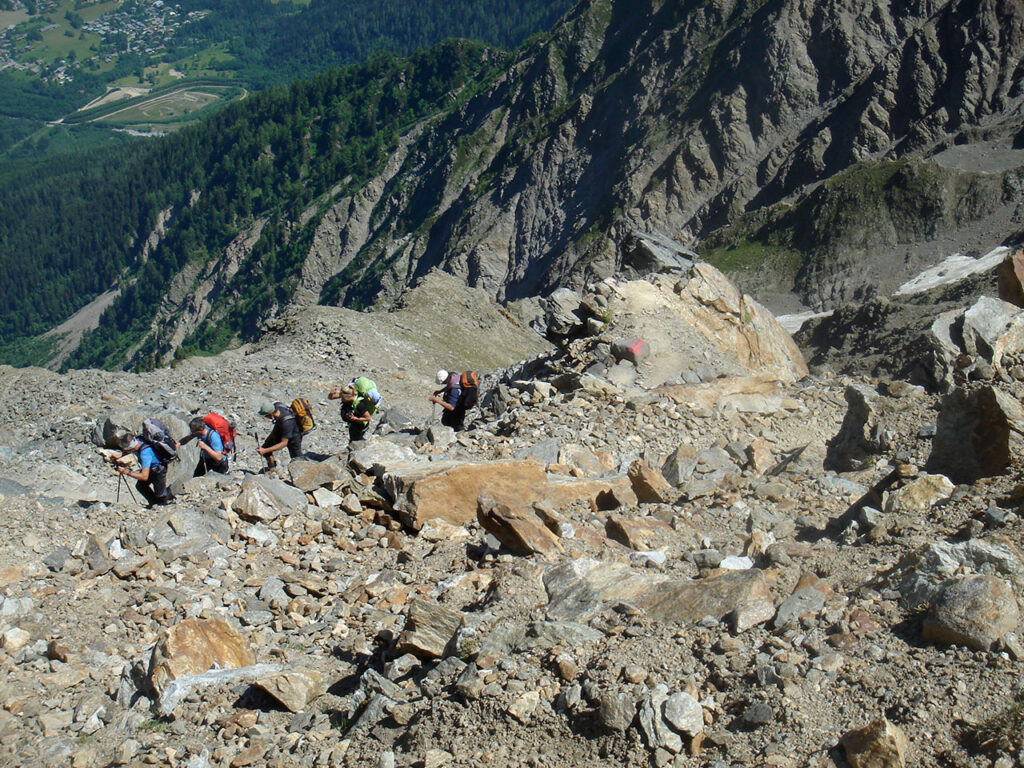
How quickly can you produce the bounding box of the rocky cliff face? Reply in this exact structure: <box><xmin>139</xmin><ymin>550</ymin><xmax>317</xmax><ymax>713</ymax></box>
<box><xmin>297</xmin><ymin>0</ymin><xmax>1024</xmax><ymax>312</ymax></box>
<box><xmin>83</xmin><ymin>0</ymin><xmax>1024</xmax><ymax>368</ymax></box>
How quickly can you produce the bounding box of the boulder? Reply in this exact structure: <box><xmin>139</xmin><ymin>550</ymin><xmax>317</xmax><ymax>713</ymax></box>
<box><xmin>627</xmin><ymin>459</ymin><xmax>674</xmax><ymax>503</ymax></box>
<box><xmin>232</xmin><ymin>476</ymin><xmax>308</xmax><ymax>523</ymax></box>
<box><xmin>883</xmin><ymin>473</ymin><xmax>954</xmax><ymax>513</ymax></box>
<box><xmin>253</xmin><ymin>668</ymin><xmax>325</xmax><ymax>713</ymax></box>
<box><xmin>997</xmin><ymin>248</ymin><xmax>1024</xmax><ymax>308</ymax></box>
<box><xmin>927</xmin><ymin>386</ymin><xmax>1024</xmax><ymax>482</ymax></box>
<box><xmin>146</xmin><ymin>508</ymin><xmax>232</xmax><ymax>561</ymax></box>
<box><xmin>385</xmin><ymin>459</ymin><xmax>633</xmax><ymax>530</ymax></box>
<box><xmin>477</xmin><ymin>499</ymin><xmax>563</xmax><ymax>559</ymax></box>
<box><xmin>349</xmin><ymin>438</ymin><xmax>419</xmax><ymax>477</ymax></box>
<box><xmin>611</xmin><ymin>338</ymin><xmax>650</xmax><ymax>365</ymax></box>
<box><xmin>826</xmin><ymin>383</ymin><xmax>891</xmax><ymax>471</ymax></box>
<box><xmin>662</xmin><ymin>444</ymin><xmax>698</xmax><ymax>487</ymax></box>
<box><xmin>395</xmin><ymin>599</ymin><xmax>463</xmax><ymax>660</ymax></box>
<box><xmin>921</xmin><ymin>574</ymin><xmax>1020</xmax><ymax>650</ymax></box>
<box><xmin>604</xmin><ymin>514</ymin><xmax>676</xmax><ymax>551</ymax></box>
<box><xmin>558</xmin><ymin>444</ymin><xmax>612</xmax><ymax>478</ymax></box>
<box><xmin>842</xmin><ymin>718</ymin><xmax>908</xmax><ymax>768</ymax></box>
<box><xmin>385</xmin><ymin>459</ymin><xmax>546</xmax><ymax>530</ymax></box>
<box><xmin>961</xmin><ymin>296</ymin><xmax>1024</xmax><ymax>370</ymax></box>
<box><xmin>287</xmin><ymin>457</ymin><xmax>349</xmax><ymax>492</ymax></box>
<box><xmin>541</xmin><ymin>288</ymin><xmax>584</xmax><ymax>337</ymax></box>
<box><xmin>889</xmin><ymin>538</ymin><xmax>1024</xmax><ymax>608</ymax></box>
<box><xmin>149</xmin><ymin>619</ymin><xmax>255</xmax><ymax>696</ymax></box>
<box><xmin>544</xmin><ymin>559</ymin><xmax>773</xmax><ymax>624</ymax></box>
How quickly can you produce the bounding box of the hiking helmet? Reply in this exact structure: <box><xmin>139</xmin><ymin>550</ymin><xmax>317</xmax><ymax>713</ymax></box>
<box><xmin>436</xmin><ymin>369</ymin><xmax>449</xmax><ymax>385</ymax></box>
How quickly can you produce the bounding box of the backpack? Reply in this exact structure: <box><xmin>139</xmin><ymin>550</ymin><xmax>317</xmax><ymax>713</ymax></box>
<box><xmin>141</xmin><ymin>418</ymin><xmax>178</xmax><ymax>464</ymax></box>
<box><xmin>457</xmin><ymin>371</ymin><xmax>479</xmax><ymax>409</ymax></box>
<box><xmin>202</xmin><ymin>412</ymin><xmax>237</xmax><ymax>456</ymax></box>
<box><xmin>290</xmin><ymin>397</ymin><xmax>315</xmax><ymax>433</ymax></box>
<box><xmin>352</xmin><ymin>376</ymin><xmax>381</xmax><ymax>414</ymax></box>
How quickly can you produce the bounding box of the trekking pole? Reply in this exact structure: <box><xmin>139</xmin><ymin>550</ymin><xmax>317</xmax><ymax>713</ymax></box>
<box><xmin>116</xmin><ymin>471</ymin><xmax>121</xmax><ymax>504</ymax></box>
<box><xmin>119</xmin><ymin>472</ymin><xmax>139</xmax><ymax>505</ymax></box>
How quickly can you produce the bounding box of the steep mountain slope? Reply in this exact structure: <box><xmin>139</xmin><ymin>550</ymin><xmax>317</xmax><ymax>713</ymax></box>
<box><xmin>7</xmin><ymin>0</ymin><xmax>1024</xmax><ymax>370</ymax></box>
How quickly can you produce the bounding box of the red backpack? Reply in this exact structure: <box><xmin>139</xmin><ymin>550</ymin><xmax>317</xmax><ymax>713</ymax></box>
<box><xmin>203</xmin><ymin>412</ymin><xmax>237</xmax><ymax>456</ymax></box>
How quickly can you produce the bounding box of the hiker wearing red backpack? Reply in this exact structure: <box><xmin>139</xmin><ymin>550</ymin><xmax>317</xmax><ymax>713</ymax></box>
<box><xmin>429</xmin><ymin>369</ymin><xmax>478</xmax><ymax>432</ymax></box>
<box><xmin>178</xmin><ymin>416</ymin><xmax>229</xmax><ymax>476</ymax></box>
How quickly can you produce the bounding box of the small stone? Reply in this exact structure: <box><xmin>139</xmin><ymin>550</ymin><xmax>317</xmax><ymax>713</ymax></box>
<box><xmin>663</xmin><ymin>691</ymin><xmax>703</xmax><ymax>736</ymax></box>
<box><xmin>597</xmin><ymin>691</ymin><xmax>636</xmax><ymax>732</ymax></box>
<box><xmin>1</xmin><ymin>627</ymin><xmax>30</xmax><ymax>653</ymax></box>
<box><xmin>842</xmin><ymin>718</ymin><xmax>908</xmax><ymax>768</ymax></box>
<box><xmin>740</xmin><ymin>701</ymin><xmax>773</xmax><ymax>728</ymax></box>
<box><xmin>507</xmin><ymin>690</ymin><xmax>540</xmax><ymax>723</ymax></box>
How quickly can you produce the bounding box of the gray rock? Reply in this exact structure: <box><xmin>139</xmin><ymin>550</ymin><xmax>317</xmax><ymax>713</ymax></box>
<box><xmin>597</xmin><ymin>691</ymin><xmax>637</xmax><ymax>732</ymax></box>
<box><xmin>773</xmin><ymin>587</ymin><xmax>827</xmax><ymax>630</ymax></box>
<box><xmin>663</xmin><ymin>691</ymin><xmax>703</xmax><ymax>736</ymax></box>
<box><xmin>232</xmin><ymin>476</ymin><xmax>307</xmax><ymax>522</ymax></box>
<box><xmin>147</xmin><ymin>508</ymin><xmax>232</xmax><ymax>561</ymax></box>
<box><xmin>638</xmin><ymin>684</ymin><xmax>682</xmax><ymax>752</ymax></box>
<box><xmin>288</xmin><ymin>457</ymin><xmax>349</xmax><ymax>492</ymax></box>
<box><xmin>928</xmin><ymin>386</ymin><xmax>1024</xmax><ymax>483</ymax></box>
<box><xmin>921</xmin><ymin>574</ymin><xmax>1020</xmax><ymax>650</ymax></box>
<box><xmin>826</xmin><ymin>383</ymin><xmax>890</xmax><ymax>471</ymax></box>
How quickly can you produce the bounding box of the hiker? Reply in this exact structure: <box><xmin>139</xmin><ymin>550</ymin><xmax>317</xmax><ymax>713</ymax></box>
<box><xmin>429</xmin><ymin>369</ymin><xmax>467</xmax><ymax>432</ymax></box>
<box><xmin>116</xmin><ymin>433</ymin><xmax>174</xmax><ymax>507</ymax></box>
<box><xmin>178</xmin><ymin>416</ymin><xmax>228</xmax><ymax>476</ymax></box>
<box><xmin>329</xmin><ymin>384</ymin><xmax>374</xmax><ymax>442</ymax></box>
<box><xmin>256</xmin><ymin>401</ymin><xmax>303</xmax><ymax>472</ymax></box>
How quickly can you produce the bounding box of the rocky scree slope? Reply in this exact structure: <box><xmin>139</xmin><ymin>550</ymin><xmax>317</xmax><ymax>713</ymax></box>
<box><xmin>0</xmin><ymin>263</ymin><xmax>1022</xmax><ymax>767</ymax></box>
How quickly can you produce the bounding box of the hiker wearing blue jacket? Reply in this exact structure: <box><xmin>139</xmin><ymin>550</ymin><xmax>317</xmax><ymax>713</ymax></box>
<box><xmin>178</xmin><ymin>417</ymin><xmax>229</xmax><ymax>476</ymax></box>
<box><xmin>117</xmin><ymin>434</ymin><xmax>174</xmax><ymax>507</ymax></box>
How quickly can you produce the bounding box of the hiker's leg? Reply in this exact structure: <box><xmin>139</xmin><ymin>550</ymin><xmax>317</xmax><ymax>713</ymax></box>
<box><xmin>288</xmin><ymin>434</ymin><xmax>303</xmax><ymax>459</ymax></box>
<box><xmin>194</xmin><ymin>454</ymin><xmax>207</xmax><ymax>477</ymax></box>
<box><xmin>151</xmin><ymin>466</ymin><xmax>171</xmax><ymax>502</ymax></box>
<box><xmin>136</xmin><ymin>479</ymin><xmax>158</xmax><ymax>506</ymax></box>
<box><xmin>262</xmin><ymin>435</ymin><xmax>279</xmax><ymax>469</ymax></box>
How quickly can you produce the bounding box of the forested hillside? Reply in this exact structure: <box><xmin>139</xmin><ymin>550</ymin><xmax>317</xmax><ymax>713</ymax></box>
<box><xmin>168</xmin><ymin>0</ymin><xmax>576</xmax><ymax>86</ymax></box>
<box><xmin>0</xmin><ymin>41</ymin><xmax>504</xmax><ymax>368</ymax></box>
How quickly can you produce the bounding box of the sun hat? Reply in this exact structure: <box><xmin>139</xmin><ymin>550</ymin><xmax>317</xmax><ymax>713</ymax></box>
<box><xmin>436</xmin><ymin>369</ymin><xmax>449</xmax><ymax>385</ymax></box>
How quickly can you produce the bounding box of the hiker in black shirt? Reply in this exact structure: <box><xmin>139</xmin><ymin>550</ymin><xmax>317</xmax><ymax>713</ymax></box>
<box><xmin>256</xmin><ymin>401</ymin><xmax>303</xmax><ymax>472</ymax></box>
<box><xmin>330</xmin><ymin>384</ymin><xmax>372</xmax><ymax>443</ymax></box>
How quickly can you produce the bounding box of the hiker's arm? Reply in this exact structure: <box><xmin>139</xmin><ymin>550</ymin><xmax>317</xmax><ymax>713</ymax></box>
<box><xmin>258</xmin><ymin>439</ymin><xmax>288</xmax><ymax>455</ymax></box>
<box><xmin>429</xmin><ymin>395</ymin><xmax>455</xmax><ymax>411</ymax></box>
<box><xmin>198</xmin><ymin>440</ymin><xmax>223</xmax><ymax>462</ymax></box>
<box><xmin>118</xmin><ymin>465</ymin><xmax>150</xmax><ymax>481</ymax></box>
<box><xmin>177</xmin><ymin>434</ymin><xmax>195</xmax><ymax>446</ymax></box>
<box><xmin>328</xmin><ymin>389</ymin><xmax>341</xmax><ymax>400</ymax></box>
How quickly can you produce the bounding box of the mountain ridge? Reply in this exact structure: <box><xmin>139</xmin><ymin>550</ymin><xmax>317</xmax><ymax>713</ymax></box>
<box><xmin>5</xmin><ymin>0</ymin><xmax>1024</xmax><ymax>370</ymax></box>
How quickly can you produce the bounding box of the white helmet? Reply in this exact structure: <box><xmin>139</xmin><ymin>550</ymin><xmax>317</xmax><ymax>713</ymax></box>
<box><xmin>436</xmin><ymin>369</ymin><xmax>450</xmax><ymax>385</ymax></box>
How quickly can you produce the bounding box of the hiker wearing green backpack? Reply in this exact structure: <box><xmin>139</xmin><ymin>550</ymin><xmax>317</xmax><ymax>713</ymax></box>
<box><xmin>329</xmin><ymin>378</ymin><xmax>379</xmax><ymax>443</ymax></box>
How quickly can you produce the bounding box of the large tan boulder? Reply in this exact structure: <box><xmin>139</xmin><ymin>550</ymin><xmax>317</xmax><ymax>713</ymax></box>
<box><xmin>385</xmin><ymin>460</ymin><xmax>547</xmax><ymax>530</ymax></box>
<box><xmin>385</xmin><ymin>459</ymin><xmax>635</xmax><ymax>530</ymax></box>
<box><xmin>478</xmin><ymin>499</ymin><xmax>563</xmax><ymax>559</ymax></box>
<box><xmin>603</xmin><ymin>268</ymin><xmax>807</xmax><ymax>388</ymax></box>
<box><xmin>149</xmin><ymin>619</ymin><xmax>255</xmax><ymax>695</ymax></box>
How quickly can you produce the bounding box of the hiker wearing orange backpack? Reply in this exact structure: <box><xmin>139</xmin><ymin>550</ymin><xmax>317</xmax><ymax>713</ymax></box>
<box><xmin>178</xmin><ymin>416</ymin><xmax>230</xmax><ymax>476</ymax></box>
<box><xmin>429</xmin><ymin>369</ymin><xmax>478</xmax><ymax>432</ymax></box>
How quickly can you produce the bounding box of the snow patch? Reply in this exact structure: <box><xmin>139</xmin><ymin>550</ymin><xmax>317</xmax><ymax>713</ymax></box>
<box><xmin>894</xmin><ymin>247</ymin><xmax>1009</xmax><ymax>296</ymax></box>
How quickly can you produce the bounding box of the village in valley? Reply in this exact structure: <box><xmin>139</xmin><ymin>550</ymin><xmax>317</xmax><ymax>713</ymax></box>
<box><xmin>0</xmin><ymin>0</ymin><xmax>203</xmax><ymax>86</ymax></box>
